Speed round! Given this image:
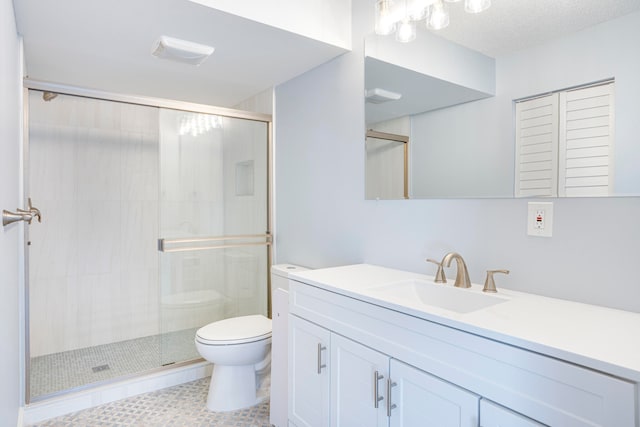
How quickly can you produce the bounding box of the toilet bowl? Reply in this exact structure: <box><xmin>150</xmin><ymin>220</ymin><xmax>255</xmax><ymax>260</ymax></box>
<box><xmin>195</xmin><ymin>314</ymin><xmax>272</xmax><ymax>412</ymax></box>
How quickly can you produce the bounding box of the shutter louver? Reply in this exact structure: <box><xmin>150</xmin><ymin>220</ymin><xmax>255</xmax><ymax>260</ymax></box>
<box><xmin>515</xmin><ymin>94</ymin><xmax>559</xmax><ymax>197</ymax></box>
<box><xmin>558</xmin><ymin>82</ymin><xmax>614</xmax><ymax>197</ymax></box>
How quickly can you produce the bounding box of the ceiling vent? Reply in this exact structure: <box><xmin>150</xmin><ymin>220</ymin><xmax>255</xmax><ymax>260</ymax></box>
<box><xmin>365</xmin><ymin>88</ymin><xmax>402</xmax><ymax>104</ymax></box>
<box><xmin>151</xmin><ymin>36</ymin><xmax>214</xmax><ymax>66</ymax></box>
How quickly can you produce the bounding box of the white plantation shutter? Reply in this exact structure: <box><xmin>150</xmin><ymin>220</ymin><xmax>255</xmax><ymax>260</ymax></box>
<box><xmin>515</xmin><ymin>81</ymin><xmax>614</xmax><ymax>198</ymax></box>
<box><xmin>558</xmin><ymin>82</ymin><xmax>614</xmax><ymax>197</ymax></box>
<box><xmin>515</xmin><ymin>94</ymin><xmax>559</xmax><ymax>197</ymax></box>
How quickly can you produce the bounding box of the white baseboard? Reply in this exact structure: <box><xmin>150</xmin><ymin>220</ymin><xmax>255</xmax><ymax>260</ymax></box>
<box><xmin>22</xmin><ymin>362</ymin><xmax>212</xmax><ymax>425</ymax></box>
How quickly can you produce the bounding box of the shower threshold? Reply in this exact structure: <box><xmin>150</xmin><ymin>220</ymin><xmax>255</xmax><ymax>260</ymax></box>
<box><xmin>30</xmin><ymin>327</ymin><xmax>200</xmax><ymax>400</ymax></box>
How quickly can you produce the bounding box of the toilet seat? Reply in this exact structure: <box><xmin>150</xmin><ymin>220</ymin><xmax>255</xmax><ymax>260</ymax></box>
<box><xmin>196</xmin><ymin>314</ymin><xmax>272</xmax><ymax>345</ymax></box>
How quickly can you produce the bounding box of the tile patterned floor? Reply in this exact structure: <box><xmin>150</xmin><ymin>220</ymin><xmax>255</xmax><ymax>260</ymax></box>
<box><xmin>27</xmin><ymin>377</ymin><xmax>272</xmax><ymax>427</ymax></box>
<box><xmin>31</xmin><ymin>329</ymin><xmax>200</xmax><ymax>399</ymax></box>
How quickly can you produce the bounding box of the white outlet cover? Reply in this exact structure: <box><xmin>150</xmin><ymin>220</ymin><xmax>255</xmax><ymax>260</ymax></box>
<box><xmin>527</xmin><ymin>202</ymin><xmax>553</xmax><ymax>237</ymax></box>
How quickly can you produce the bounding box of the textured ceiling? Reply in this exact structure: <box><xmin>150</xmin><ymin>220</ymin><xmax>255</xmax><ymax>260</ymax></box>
<box><xmin>430</xmin><ymin>0</ymin><xmax>640</xmax><ymax>57</ymax></box>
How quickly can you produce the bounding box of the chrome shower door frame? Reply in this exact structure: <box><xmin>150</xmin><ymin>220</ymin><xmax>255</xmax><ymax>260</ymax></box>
<box><xmin>22</xmin><ymin>79</ymin><xmax>273</xmax><ymax>404</ymax></box>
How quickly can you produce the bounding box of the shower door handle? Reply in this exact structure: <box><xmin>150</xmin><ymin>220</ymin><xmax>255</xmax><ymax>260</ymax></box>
<box><xmin>2</xmin><ymin>198</ymin><xmax>42</xmax><ymax>227</ymax></box>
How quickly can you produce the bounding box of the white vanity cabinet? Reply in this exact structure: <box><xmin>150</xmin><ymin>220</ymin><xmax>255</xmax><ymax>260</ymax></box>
<box><xmin>288</xmin><ymin>316</ymin><xmax>331</xmax><ymax>427</ymax></box>
<box><xmin>388</xmin><ymin>359</ymin><xmax>478</xmax><ymax>427</ymax></box>
<box><xmin>479</xmin><ymin>400</ymin><xmax>545</xmax><ymax>427</ymax></box>
<box><xmin>289</xmin><ymin>317</ymin><xmax>388</xmax><ymax>427</ymax></box>
<box><xmin>288</xmin><ymin>276</ymin><xmax>637</xmax><ymax>427</ymax></box>
<box><xmin>330</xmin><ymin>333</ymin><xmax>389</xmax><ymax>427</ymax></box>
<box><xmin>290</xmin><ymin>316</ymin><xmax>480</xmax><ymax>427</ymax></box>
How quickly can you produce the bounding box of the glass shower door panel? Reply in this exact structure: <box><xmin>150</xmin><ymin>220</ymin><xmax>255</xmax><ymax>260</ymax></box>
<box><xmin>158</xmin><ymin>109</ymin><xmax>269</xmax><ymax>366</ymax></box>
<box><xmin>27</xmin><ymin>91</ymin><xmax>161</xmax><ymax>399</ymax></box>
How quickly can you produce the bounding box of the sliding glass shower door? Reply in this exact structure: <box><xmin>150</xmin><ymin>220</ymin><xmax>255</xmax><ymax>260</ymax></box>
<box><xmin>157</xmin><ymin>109</ymin><xmax>270</xmax><ymax>366</ymax></box>
<box><xmin>25</xmin><ymin>87</ymin><xmax>271</xmax><ymax>401</ymax></box>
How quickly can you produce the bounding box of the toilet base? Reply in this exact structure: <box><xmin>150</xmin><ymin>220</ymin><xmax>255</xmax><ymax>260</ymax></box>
<box><xmin>206</xmin><ymin>364</ymin><xmax>265</xmax><ymax>412</ymax></box>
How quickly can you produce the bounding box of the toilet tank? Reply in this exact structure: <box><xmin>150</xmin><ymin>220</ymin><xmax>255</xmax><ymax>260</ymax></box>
<box><xmin>271</xmin><ymin>264</ymin><xmax>308</xmax><ymax>292</ymax></box>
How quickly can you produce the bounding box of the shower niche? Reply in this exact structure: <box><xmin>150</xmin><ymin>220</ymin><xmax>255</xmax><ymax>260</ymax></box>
<box><xmin>25</xmin><ymin>88</ymin><xmax>271</xmax><ymax>401</ymax></box>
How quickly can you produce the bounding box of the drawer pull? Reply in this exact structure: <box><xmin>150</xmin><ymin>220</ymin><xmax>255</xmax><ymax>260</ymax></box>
<box><xmin>386</xmin><ymin>379</ymin><xmax>397</xmax><ymax>417</ymax></box>
<box><xmin>374</xmin><ymin>371</ymin><xmax>384</xmax><ymax>408</ymax></box>
<box><xmin>317</xmin><ymin>344</ymin><xmax>327</xmax><ymax>374</ymax></box>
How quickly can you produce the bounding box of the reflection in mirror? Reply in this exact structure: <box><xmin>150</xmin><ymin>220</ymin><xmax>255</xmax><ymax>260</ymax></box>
<box><xmin>515</xmin><ymin>81</ymin><xmax>615</xmax><ymax>198</ymax></box>
<box><xmin>365</xmin><ymin>130</ymin><xmax>408</xmax><ymax>200</ymax></box>
<box><xmin>365</xmin><ymin>6</ymin><xmax>640</xmax><ymax>199</ymax></box>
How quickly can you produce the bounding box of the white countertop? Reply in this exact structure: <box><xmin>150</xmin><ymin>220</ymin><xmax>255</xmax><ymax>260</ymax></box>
<box><xmin>290</xmin><ymin>264</ymin><xmax>640</xmax><ymax>382</ymax></box>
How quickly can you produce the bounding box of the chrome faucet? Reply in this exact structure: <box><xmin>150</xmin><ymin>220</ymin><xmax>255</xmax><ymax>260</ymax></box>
<box><xmin>2</xmin><ymin>198</ymin><xmax>42</xmax><ymax>227</ymax></box>
<box><xmin>441</xmin><ymin>252</ymin><xmax>471</xmax><ymax>288</ymax></box>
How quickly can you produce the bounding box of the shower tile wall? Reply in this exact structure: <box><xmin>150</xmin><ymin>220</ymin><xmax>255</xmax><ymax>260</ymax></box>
<box><xmin>222</xmin><ymin>119</ymin><xmax>269</xmax><ymax>316</ymax></box>
<box><xmin>29</xmin><ymin>93</ymin><xmax>160</xmax><ymax>357</ymax></box>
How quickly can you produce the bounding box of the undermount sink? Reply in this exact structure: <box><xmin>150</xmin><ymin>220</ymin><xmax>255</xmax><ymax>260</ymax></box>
<box><xmin>365</xmin><ymin>279</ymin><xmax>508</xmax><ymax>314</ymax></box>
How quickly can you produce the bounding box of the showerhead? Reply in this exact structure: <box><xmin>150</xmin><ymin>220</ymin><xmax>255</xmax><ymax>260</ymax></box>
<box><xmin>42</xmin><ymin>91</ymin><xmax>58</xmax><ymax>102</ymax></box>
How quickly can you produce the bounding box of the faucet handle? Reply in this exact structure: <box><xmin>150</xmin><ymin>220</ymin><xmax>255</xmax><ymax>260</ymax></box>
<box><xmin>483</xmin><ymin>269</ymin><xmax>510</xmax><ymax>293</ymax></box>
<box><xmin>426</xmin><ymin>259</ymin><xmax>447</xmax><ymax>283</ymax></box>
<box><xmin>27</xmin><ymin>198</ymin><xmax>42</xmax><ymax>223</ymax></box>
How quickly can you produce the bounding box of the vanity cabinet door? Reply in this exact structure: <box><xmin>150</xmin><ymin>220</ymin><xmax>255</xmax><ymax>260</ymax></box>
<box><xmin>289</xmin><ymin>316</ymin><xmax>331</xmax><ymax>427</ymax></box>
<box><xmin>389</xmin><ymin>359</ymin><xmax>479</xmax><ymax>427</ymax></box>
<box><xmin>480</xmin><ymin>399</ymin><xmax>545</xmax><ymax>427</ymax></box>
<box><xmin>330</xmin><ymin>334</ymin><xmax>390</xmax><ymax>427</ymax></box>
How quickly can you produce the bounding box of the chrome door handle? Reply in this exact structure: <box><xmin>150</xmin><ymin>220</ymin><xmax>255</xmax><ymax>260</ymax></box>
<box><xmin>374</xmin><ymin>371</ymin><xmax>384</xmax><ymax>408</ymax></box>
<box><xmin>386</xmin><ymin>379</ymin><xmax>397</xmax><ymax>417</ymax></box>
<box><xmin>317</xmin><ymin>343</ymin><xmax>327</xmax><ymax>374</ymax></box>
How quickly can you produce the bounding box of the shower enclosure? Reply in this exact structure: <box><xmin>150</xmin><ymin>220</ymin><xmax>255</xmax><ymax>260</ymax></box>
<box><xmin>24</xmin><ymin>84</ymin><xmax>271</xmax><ymax>402</ymax></box>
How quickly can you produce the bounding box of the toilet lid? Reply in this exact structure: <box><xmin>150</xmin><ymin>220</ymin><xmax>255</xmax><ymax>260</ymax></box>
<box><xmin>196</xmin><ymin>314</ymin><xmax>272</xmax><ymax>345</ymax></box>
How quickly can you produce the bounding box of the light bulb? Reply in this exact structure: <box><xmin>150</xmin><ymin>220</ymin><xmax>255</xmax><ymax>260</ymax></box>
<box><xmin>375</xmin><ymin>0</ymin><xmax>397</xmax><ymax>35</ymax></box>
<box><xmin>408</xmin><ymin>0</ymin><xmax>429</xmax><ymax>20</ymax></box>
<box><xmin>427</xmin><ymin>1</ymin><xmax>449</xmax><ymax>30</ymax></box>
<box><xmin>396</xmin><ymin>19</ymin><xmax>416</xmax><ymax>42</ymax></box>
<box><xmin>465</xmin><ymin>0</ymin><xmax>490</xmax><ymax>13</ymax></box>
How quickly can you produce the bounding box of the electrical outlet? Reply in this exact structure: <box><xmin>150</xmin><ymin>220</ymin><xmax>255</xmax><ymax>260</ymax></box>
<box><xmin>527</xmin><ymin>202</ymin><xmax>553</xmax><ymax>237</ymax></box>
<box><xmin>534</xmin><ymin>210</ymin><xmax>545</xmax><ymax>229</ymax></box>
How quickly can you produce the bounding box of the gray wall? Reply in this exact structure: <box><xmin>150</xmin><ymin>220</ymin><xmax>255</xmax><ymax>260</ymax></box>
<box><xmin>274</xmin><ymin>0</ymin><xmax>640</xmax><ymax>313</ymax></box>
<box><xmin>0</xmin><ymin>0</ymin><xmax>22</xmax><ymax>423</ymax></box>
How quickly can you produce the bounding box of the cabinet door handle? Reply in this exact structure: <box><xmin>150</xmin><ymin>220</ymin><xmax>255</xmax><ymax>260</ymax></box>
<box><xmin>317</xmin><ymin>344</ymin><xmax>327</xmax><ymax>374</ymax></box>
<box><xmin>373</xmin><ymin>371</ymin><xmax>384</xmax><ymax>408</ymax></box>
<box><xmin>386</xmin><ymin>379</ymin><xmax>397</xmax><ymax>417</ymax></box>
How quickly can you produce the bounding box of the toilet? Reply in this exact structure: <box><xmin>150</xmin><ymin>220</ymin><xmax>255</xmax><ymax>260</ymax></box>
<box><xmin>195</xmin><ymin>314</ymin><xmax>272</xmax><ymax>412</ymax></box>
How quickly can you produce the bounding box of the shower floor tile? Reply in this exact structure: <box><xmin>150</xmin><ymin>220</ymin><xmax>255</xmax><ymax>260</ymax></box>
<box><xmin>30</xmin><ymin>328</ymin><xmax>201</xmax><ymax>399</ymax></box>
<box><xmin>27</xmin><ymin>377</ymin><xmax>271</xmax><ymax>427</ymax></box>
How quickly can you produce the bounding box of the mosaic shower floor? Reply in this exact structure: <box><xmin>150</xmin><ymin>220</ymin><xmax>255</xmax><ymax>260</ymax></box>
<box><xmin>30</xmin><ymin>328</ymin><xmax>200</xmax><ymax>398</ymax></box>
<box><xmin>27</xmin><ymin>377</ymin><xmax>271</xmax><ymax>427</ymax></box>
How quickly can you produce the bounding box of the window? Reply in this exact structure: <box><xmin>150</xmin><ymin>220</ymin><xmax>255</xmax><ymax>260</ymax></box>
<box><xmin>515</xmin><ymin>81</ymin><xmax>614</xmax><ymax>197</ymax></box>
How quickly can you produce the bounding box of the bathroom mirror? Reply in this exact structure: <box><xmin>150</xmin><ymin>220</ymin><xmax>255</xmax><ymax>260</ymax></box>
<box><xmin>365</xmin><ymin>5</ymin><xmax>640</xmax><ymax>199</ymax></box>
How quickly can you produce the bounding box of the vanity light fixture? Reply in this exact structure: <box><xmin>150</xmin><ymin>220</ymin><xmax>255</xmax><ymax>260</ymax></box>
<box><xmin>151</xmin><ymin>35</ymin><xmax>215</xmax><ymax>66</ymax></box>
<box><xmin>396</xmin><ymin>0</ymin><xmax>418</xmax><ymax>42</ymax></box>
<box><xmin>463</xmin><ymin>0</ymin><xmax>491</xmax><ymax>14</ymax></box>
<box><xmin>427</xmin><ymin>1</ymin><xmax>450</xmax><ymax>30</ymax></box>
<box><xmin>375</xmin><ymin>0</ymin><xmax>491</xmax><ymax>40</ymax></box>
<box><xmin>375</xmin><ymin>0</ymin><xmax>397</xmax><ymax>35</ymax></box>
